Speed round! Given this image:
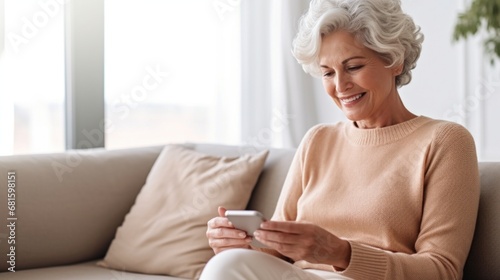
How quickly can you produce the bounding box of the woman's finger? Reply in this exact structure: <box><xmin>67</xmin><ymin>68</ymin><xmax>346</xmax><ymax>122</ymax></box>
<box><xmin>209</xmin><ymin>236</ymin><xmax>252</xmax><ymax>248</ymax></box>
<box><xmin>218</xmin><ymin>206</ymin><xmax>227</xmax><ymax>217</ymax></box>
<box><xmin>260</xmin><ymin>220</ymin><xmax>312</xmax><ymax>234</ymax></box>
<box><xmin>207</xmin><ymin>216</ymin><xmax>233</xmax><ymax>230</ymax></box>
<box><xmin>207</xmin><ymin>227</ymin><xmax>248</xmax><ymax>239</ymax></box>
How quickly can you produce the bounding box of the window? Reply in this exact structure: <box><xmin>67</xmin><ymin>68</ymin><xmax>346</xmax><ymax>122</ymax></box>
<box><xmin>0</xmin><ymin>0</ymin><xmax>65</xmax><ymax>155</ymax></box>
<box><xmin>104</xmin><ymin>0</ymin><xmax>241</xmax><ymax>149</ymax></box>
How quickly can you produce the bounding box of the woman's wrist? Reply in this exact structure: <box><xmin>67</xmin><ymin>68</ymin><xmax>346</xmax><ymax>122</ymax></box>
<box><xmin>333</xmin><ymin>239</ymin><xmax>351</xmax><ymax>271</ymax></box>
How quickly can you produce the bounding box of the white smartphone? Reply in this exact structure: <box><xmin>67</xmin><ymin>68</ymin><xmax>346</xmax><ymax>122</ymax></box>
<box><xmin>225</xmin><ymin>210</ymin><xmax>267</xmax><ymax>248</ymax></box>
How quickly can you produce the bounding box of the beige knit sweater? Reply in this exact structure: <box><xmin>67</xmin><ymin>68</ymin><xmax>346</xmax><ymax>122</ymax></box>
<box><xmin>272</xmin><ymin>116</ymin><xmax>480</xmax><ymax>280</ymax></box>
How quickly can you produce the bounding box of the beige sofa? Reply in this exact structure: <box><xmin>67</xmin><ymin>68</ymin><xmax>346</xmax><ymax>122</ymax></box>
<box><xmin>0</xmin><ymin>143</ymin><xmax>498</xmax><ymax>280</ymax></box>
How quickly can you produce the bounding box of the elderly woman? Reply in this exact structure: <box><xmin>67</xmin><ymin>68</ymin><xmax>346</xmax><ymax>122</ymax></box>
<box><xmin>202</xmin><ymin>0</ymin><xmax>480</xmax><ymax>279</ymax></box>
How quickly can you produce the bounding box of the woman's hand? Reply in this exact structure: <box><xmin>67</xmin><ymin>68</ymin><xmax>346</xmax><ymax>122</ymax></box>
<box><xmin>206</xmin><ymin>206</ymin><xmax>252</xmax><ymax>254</ymax></box>
<box><xmin>254</xmin><ymin>221</ymin><xmax>351</xmax><ymax>270</ymax></box>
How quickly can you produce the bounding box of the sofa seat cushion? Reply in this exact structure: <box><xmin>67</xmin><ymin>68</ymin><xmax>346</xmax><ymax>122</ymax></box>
<box><xmin>0</xmin><ymin>261</ymin><xmax>186</xmax><ymax>280</ymax></box>
<box><xmin>99</xmin><ymin>145</ymin><xmax>269</xmax><ymax>279</ymax></box>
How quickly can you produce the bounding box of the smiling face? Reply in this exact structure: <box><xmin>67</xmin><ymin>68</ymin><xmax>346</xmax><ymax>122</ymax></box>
<box><xmin>319</xmin><ymin>30</ymin><xmax>411</xmax><ymax>128</ymax></box>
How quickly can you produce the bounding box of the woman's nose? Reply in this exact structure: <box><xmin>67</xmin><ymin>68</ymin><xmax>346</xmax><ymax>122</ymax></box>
<box><xmin>335</xmin><ymin>73</ymin><xmax>353</xmax><ymax>93</ymax></box>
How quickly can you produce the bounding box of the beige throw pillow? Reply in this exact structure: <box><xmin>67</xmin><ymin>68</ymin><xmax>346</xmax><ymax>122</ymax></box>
<box><xmin>98</xmin><ymin>145</ymin><xmax>269</xmax><ymax>279</ymax></box>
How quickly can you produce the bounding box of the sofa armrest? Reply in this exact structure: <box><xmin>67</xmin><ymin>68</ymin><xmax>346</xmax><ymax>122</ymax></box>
<box><xmin>0</xmin><ymin>146</ymin><xmax>163</xmax><ymax>271</ymax></box>
<box><xmin>463</xmin><ymin>162</ymin><xmax>500</xmax><ymax>280</ymax></box>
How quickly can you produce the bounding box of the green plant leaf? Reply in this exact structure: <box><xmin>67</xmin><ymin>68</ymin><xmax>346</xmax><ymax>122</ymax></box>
<box><xmin>453</xmin><ymin>0</ymin><xmax>500</xmax><ymax>63</ymax></box>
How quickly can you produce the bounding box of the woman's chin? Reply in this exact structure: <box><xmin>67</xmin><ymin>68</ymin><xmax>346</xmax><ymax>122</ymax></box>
<box><xmin>341</xmin><ymin>111</ymin><xmax>363</xmax><ymax>123</ymax></box>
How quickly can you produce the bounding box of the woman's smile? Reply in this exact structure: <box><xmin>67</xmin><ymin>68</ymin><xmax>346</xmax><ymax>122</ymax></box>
<box><xmin>338</xmin><ymin>92</ymin><xmax>366</xmax><ymax>106</ymax></box>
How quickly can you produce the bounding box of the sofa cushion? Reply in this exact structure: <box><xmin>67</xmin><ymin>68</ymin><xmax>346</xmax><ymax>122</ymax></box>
<box><xmin>185</xmin><ymin>143</ymin><xmax>296</xmax><ymax>218</ymax></box>
<box><xmin>98</xmin><ymin>145</ymin><xmax>268</xmax><ymax>279</ymax></box>
<box><xmin>0</xmin><ymin>261</ymin><xmax>184</xmax><ymax>280</ymax></box>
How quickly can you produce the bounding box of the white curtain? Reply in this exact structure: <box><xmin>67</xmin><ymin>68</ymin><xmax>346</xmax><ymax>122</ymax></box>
<box><xmin>0</xmin><ymin>0</ymin><xmax>4</xmax><ymax>55</ymax></box>
<box><xmin>0</xmin><ymin>0</ymin><xmax>3</xmax><ymax>98</ymax></box>
<box><xmin>240</xmin><ymin>0</ymin><xmax>324</xmax><ymax>148</ymax></box>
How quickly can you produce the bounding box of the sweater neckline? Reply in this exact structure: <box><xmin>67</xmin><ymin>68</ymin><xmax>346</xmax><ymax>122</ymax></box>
<box><xmin>345</xmin><ymin>116</ymin><xmax>431</xmax><ymax>146</ymax></box>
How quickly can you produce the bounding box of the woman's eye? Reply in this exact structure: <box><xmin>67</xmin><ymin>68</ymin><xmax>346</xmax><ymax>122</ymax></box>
<box><xmin>347</xmin><ymin>65</ymin><xmax>363</xmax><ymax>71</ymax></box>
<box><xmin>323</xmin><ymin>71</ymin><xmax>334</xmax><ymax>77</ymax></box>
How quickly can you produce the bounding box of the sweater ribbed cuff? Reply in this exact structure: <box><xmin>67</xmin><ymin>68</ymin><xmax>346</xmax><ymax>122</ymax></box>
<box><xmin>339</xmin><ymin>241</ymin><xmax>388</xmax><ymax>280</ymax></box>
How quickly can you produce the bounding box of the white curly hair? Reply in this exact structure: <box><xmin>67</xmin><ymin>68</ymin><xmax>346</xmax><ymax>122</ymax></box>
<box><xmin>292</xmin><ymin>0</ymin><xmax>424</xmax><ymax>87</ymax></box>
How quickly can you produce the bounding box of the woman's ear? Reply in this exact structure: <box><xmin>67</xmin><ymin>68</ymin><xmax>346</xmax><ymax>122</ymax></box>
<box><xmin>393</xmin><ymin>64</ymin><xmax>403</xmax><ymax>76</ymax></box>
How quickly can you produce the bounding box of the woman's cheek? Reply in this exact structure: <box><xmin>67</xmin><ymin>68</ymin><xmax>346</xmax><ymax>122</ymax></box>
<box><xmin>326</xmin><ymin>85</ymin><xmax>340</xmax><ymax>106</ymax></box>
<box><xmin>322</xmin><ymin>80</ymin><xmax>336</xmax><ymax>98</ymax></box>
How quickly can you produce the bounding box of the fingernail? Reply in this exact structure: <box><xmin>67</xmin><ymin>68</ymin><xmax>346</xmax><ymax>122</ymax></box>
<box><xmin>239</xmin><ymin>232</ymin><xmax>246</xmax><ymax>238</ymax></box>
<box><xmin>253</xmin><ymin>231</ymin><xmax>260</xmax><ymax>237</ymax></box>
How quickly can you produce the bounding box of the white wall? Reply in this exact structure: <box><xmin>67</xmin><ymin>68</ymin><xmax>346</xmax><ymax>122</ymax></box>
<box><xmin>313</xmin><ymin>0</ymin><xmax>500</xmax><ymax>161</ymax></box>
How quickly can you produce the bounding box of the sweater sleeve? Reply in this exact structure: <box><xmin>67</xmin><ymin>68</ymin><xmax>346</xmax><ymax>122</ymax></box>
<box><xmin>340</xmin><ymin>123</ymin><xmax>480</xmax><ymax>280</ymax></box>
<box><xmin>271</xmin><ymin>124</ymin><xmax>324</xmax><ymax>222</ymax></box>
<box><xmin>255</xmin><ymin>125</ymin><xmax>324</xmax><ymax>260</ymax></box>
